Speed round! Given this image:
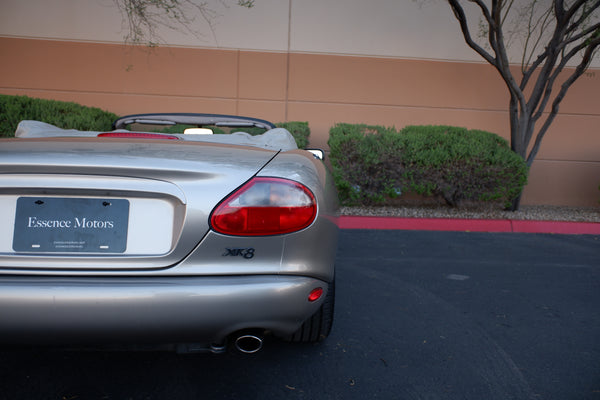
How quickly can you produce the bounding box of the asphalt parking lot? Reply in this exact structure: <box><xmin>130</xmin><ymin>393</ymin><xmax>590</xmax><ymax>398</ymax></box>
<box><xmin>0</xmin><ymin>230</ymin><xmax>598</xmax><ymax>400</ymax></box>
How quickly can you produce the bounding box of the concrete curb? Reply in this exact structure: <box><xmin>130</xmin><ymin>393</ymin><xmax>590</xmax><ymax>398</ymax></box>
<box><xmin>338</xmin><ymin>216</ymin><xmax>600</xmax><ymax>235</ymax></box>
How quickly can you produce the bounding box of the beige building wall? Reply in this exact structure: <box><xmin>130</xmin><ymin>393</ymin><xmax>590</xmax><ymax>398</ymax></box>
<box><xmin>0</xmin><ymin>0</ymin><xmax>598</xmax><ymax>207</ymax></box>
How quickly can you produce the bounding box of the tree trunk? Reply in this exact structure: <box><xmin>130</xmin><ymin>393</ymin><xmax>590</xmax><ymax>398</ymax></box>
<box><xmin>506</xmin><ymin>98</ymin><xmax>530</xmax><ymax>211</ymax></box>
<box><xmin>506</xmin><ymin>192</ymin><xmax>523</xmax><ymax>211</ymax></box>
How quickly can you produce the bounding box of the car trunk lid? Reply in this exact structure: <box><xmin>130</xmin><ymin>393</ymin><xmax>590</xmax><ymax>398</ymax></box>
<box><xmin>0</xmin><ymin>138</ymin><xmax>277</xmax><ymax>271</ymax></box>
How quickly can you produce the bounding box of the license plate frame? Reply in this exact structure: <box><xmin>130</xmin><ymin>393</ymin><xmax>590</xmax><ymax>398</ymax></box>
<box><xmin>13</xmin><ymin>197</ymin><xmax>129</xmax><ymax>253</ymax></box>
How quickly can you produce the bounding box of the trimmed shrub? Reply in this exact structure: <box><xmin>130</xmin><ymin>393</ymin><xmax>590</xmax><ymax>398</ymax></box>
<box><xmin>0</xmin><ymin>95</ymin><xmax>117</xmax><ymax>137</ymax></box>
<box><xmin>399</xmin><ymin>125</ymin><xmax>528</xmax><ymax>206</ymax></box>
<box><xmin>328</xmin><ymin>123</ymin><xmax>401</xmax><ymax>204</ymax></box>
<box><xmin>328</xmin><ymin>123</ymin><xmax>528</xmax><ymax>207</ymax></box>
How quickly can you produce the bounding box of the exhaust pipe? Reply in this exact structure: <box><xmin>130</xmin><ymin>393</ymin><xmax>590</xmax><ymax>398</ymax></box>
<box><xmin>234</xmin><ymin>331</ymin><xmax>264</xmax><ymax>354</ymax></box>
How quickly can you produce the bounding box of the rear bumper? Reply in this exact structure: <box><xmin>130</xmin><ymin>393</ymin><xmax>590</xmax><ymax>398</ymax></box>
<box><xmin>0</xmin><ymin>275</ymin><xmax>327</xmax><ymax>347</ymax></box>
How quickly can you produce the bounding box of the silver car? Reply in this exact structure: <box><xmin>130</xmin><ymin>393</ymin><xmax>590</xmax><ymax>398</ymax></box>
<box><xmin>0</xmin><ymin>113</ymin><xmax>338</xmax><ymax>353</ymax></box>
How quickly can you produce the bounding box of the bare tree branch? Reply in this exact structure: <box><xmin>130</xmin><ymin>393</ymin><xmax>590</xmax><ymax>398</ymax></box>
<box><xmin>113</xmin><ymin>0</ymin><xmax>255</xmax><ymax>46</ymax></box>
<box><xmin>448</xmin><ymin>1</ymin><xmax>529</xmax><ymax>117</ymax></box>
<box><xmin>533</xmin><ymin>27</ymin><xmax>600</xmax><ymax>123</ymax></box>
<box><xmin>527</xmin><ymin>33</ymin><xmax>599</xmax><ymax>164</ymax></box>
<box><xmin>447</xmin><ymin>0</ymin><xmax>496</xmax><ymax>64</ymax></box>
<box><xmin>563</xmin><ymin>20</ymin><xmax>600</xmax><ymax>47</ymax></box>
<box><xmin>521</xmin><ymin>2</ymin><xmax>554</xmax><ymax>73</ymax></box>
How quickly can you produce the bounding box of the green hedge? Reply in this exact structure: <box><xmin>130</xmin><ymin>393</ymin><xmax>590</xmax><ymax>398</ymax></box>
<box><xmin>328</xmin><ymin>123</ymin><xmax>528</xmax><ymax>207</ymax></box>
<box><xmin>0</xmin><ymin>95</ymin><xmax>117</xmax><ymax>137</ymax></box>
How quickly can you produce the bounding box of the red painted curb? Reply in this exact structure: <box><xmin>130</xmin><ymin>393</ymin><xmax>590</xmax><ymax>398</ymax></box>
<box><xmin>338</xmin><ymin>216</ymin><xmax>600</xmax><ymax>235</ymax></box>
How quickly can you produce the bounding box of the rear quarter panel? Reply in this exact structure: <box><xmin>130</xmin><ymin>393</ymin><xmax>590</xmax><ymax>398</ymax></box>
<box><xmin>257</xmin><ymin>150</ymin><xmax>339</xmax><ymax>282</ymax></box>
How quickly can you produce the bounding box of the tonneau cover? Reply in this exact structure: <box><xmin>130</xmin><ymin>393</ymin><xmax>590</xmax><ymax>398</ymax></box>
<box><xmin>15</xmin><ymin>120</ymin><xmax>298</xmax><ymax>151</ymax></box>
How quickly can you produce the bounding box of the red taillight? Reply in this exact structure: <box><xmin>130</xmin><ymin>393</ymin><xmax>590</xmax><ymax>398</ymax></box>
<box><xmin>308</xmin><ymin>287</ymin><xmax>323</xmax><ymax>302</ymax></box>
<box><xmin>98</xmin><ymin>132</ymin><xmax>179</xmax><ymax>140</ymax></box>
<box><xmin>210</xmin><ymin>177</ymin><xmax>317</xmax><ymax>236</ymax></box>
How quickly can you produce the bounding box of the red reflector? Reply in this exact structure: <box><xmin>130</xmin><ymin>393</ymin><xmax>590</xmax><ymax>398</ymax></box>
<box><xmin>210</xmin><ymin>177</ymin><xmax>317</xmax><ymax>236</ymax></box>
<box><xmin>308</xmin><ymin>287</ymin><xmax>323</xmax><ymax>302</ymax></box>
<box><xmin>98</xmin><ymin>132</ymin><xmax>179</xmax><ymax>140</ymax></box>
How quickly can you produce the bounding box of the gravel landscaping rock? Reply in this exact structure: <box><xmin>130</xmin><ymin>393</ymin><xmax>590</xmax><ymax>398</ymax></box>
<box><xmin>340</xmin><ymin>204</ymin><xmax>600</xmax><ymax>222</ymax></box>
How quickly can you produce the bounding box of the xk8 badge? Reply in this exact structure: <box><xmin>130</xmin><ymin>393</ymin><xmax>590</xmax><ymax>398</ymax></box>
<box><xmin>222</xmin><ymin>248</ymin><xmax>255</xmax><ymax>259</ymax></box>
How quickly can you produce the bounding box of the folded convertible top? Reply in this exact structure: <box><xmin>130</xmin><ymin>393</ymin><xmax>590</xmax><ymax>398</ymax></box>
<box><xmin>15</xmin><ymin>120</ymin><xmax>298</xmax><ymax>152</ymax></box>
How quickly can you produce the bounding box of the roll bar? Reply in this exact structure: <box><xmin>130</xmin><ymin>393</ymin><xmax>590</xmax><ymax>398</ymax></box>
<box><xmin>113</xmin><ymin>113</ymin><xmax>276</xmax><ymax>130</ymax></box>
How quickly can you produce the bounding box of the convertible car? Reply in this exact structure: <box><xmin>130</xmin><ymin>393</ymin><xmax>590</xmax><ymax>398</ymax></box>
<box><xmin>0</xmin><ymin>113</ymin><xmax>339</xmax><ymax>353</ymax></box>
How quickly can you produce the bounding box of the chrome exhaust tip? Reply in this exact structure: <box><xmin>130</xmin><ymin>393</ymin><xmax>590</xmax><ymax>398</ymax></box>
<box><xmin>234</xmin><ymin>332</ymin><xmax>264</xmax><ymax>354</ymax></box>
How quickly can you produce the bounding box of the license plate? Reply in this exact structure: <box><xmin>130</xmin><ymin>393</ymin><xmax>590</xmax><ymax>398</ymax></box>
<box><xmin>13</xmin><ymin>197</ymin><xmax>129</xmax><ymax>253</ymax></box>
